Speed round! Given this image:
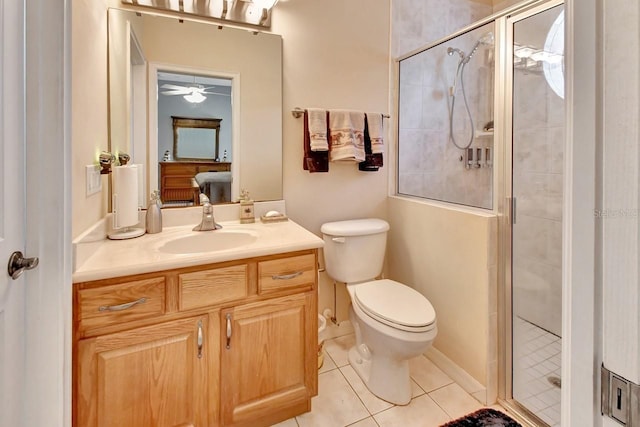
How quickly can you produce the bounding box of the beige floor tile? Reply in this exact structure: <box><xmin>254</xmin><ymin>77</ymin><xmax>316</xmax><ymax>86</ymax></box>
<box><xmin>373</xmin><ymin>394</ymin><xmax>451</xmax><ymax>427</ymax></box>
<box><xmin>318</xmin><ymin>350</ymin><xmax>337</xmax><ymax>374</ymax></box>
<box><xmin>411</xmin><ymin>378</ymin><xmax>425</xmax><ymax>398</ymax></box>
<box><xmin>340</xmin><ymin>364</ymin><xmax>395</xmax><ymax>414</ymax></box>
<box><xmin>347</xmin><ymin>417</ymin><xmax>379</xmax><ymax>427</ymax></box>
<box><xmin>429</xmin><ymin>383</ymin><xmax>483</xmax><ymax>420</ymax></box>
<box><xmin>296</xmin><ymin>369</ymin><xmax>369</xmax><ymax>427</ymax></box>
<box><xmin>270</xmin><ymin>417</ymin><xmax>299</xmax><ymax>427</ymax></box>
<box><xmin>324</xmin><ymin>334</ymin><xmax>356</xmax><ymax>367</ymax></box>
<box><xmin>409</xmin><ymin>355</ymin><xmax>454</xmax><ymax>393</ymax></box>
<box><xmin>339</xmin><ymin>363</ymin><xmax>425</xmax><ymax>415</ymax></box>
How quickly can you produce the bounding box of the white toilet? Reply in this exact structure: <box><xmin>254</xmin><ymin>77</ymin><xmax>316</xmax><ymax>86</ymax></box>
<box><xmin>321</xmin><ymin>218</ymin><xmax>437</xmax><ymax>405</ymax></box>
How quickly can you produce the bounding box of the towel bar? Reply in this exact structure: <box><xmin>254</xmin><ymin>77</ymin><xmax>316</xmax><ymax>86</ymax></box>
<box><xmin>291</xmin><ymin>107</ymin><xmax>390</xmax><ymax>119</ymax></box>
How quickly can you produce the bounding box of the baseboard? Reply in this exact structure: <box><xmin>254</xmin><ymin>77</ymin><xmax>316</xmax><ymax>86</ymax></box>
<box><xmin>425</xmin><ymin>346</ymin><xmax>488</xmax><ymax>405</ymax></box>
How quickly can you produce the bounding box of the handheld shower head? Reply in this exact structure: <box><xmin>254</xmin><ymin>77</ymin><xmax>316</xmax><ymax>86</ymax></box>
<box><xmin>463</xmin><ymin>31</ymin><xmax>494</xmax><ymax>64</ymax></box>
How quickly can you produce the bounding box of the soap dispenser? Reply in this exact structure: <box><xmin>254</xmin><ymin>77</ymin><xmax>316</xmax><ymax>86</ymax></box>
<box><xmin>239</xmin><ymin>189</ymin><xmax>255</xmax><ymax>224</ymax></box>
<box><xmin>146</xmin><ymin>190</ymin><xmax>163</xmax><ymax>234</ymax></box>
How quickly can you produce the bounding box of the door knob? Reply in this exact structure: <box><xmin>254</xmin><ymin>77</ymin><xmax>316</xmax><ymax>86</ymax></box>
<box><xmin>7</xmin><ymin>251</ymin><xmax>39</xmax><ymax>280</ymax></box>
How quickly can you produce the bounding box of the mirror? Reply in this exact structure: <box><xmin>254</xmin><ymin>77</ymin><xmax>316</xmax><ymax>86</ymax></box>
<box><xmin>108</xmin><ymin>8</ymin><xmax>283</xmax><ymax>206</ymax></box>
<box><xmin>172</xmin><ymin>117</ymin><xmax>222</xmax><ymax>161</ymax></box>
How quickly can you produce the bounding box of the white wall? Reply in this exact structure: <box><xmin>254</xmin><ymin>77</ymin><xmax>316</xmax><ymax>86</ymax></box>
<box><xmin>272</xmin><ymin>0</ymin><xmax>391</xmax><ymax>320</ymax></box>
<box><xmin>388</xmin><ymin>198</ymin><xmax>497</xmax><ymax>394</ymax></box>
<box><xmin>601</xmin><ymin>0</ymin><xmax>640</xmax><ymax>389</ymax></box>
<box><xmin>71</xmin><ymin>0</ymin><xmax>109</xmax><ymax>238</ymax></box>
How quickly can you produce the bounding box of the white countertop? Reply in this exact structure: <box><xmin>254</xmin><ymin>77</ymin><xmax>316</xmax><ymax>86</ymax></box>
<box><xmin>73</xmin><ymin>208</ymin><xmax>324</xmax><ymax>283</ymax></box>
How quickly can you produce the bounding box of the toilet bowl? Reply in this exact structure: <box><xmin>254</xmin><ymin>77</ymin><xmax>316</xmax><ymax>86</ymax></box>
<box><xmin>347</xmin><ymin>279</ymin><xmax>437</xmax><ymax>405</ymax></box>
<box><xmin>320</xmin><ymin>219</ymin><xmax>438</xmax><ymax>405</ymax></box>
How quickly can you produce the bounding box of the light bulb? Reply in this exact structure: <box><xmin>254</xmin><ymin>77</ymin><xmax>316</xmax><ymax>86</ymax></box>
<box><xmin>184</xmin><ymin>92</ymin><xmax>206</xmax><ymax>103</ymax></box>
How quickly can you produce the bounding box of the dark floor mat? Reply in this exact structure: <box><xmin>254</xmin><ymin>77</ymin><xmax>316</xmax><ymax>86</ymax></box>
<box><xmin>441</xmin><ymin>408</ymin><xmax>522</xmax><ymax>427</ymax></box>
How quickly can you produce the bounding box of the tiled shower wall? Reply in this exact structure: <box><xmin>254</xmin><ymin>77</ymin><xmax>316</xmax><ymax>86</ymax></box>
<box><xmin>394</xmin><ymin>1</ymin><xmax>494</xmax><ymax>210</ymax></box>
<box><xmin>511</xmin><ymin>15</ymin><xmax>564</xmax><ymax>338</ymax></box>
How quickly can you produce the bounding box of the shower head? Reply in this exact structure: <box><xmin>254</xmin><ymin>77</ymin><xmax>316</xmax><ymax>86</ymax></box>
<box><xmin>447</xmin><ymin>47</ymin><xmax>465</xmax><ymax>59</ymax></box>
<box><xmin>463</xmin><ymin>31</ymin><xmax>494</xmax><ymax>64</ymax></box>
<box><xmin>478</xmin><ymin>31</ymin><xmax>494</xmax><ymax>46</ymax></box>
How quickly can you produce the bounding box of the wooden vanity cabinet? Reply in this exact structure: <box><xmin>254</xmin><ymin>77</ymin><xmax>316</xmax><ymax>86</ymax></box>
<box><xmin>221</xmin><ymin>293</ymin><xmax>316</xmax><ymax>427</ymax></box>
<box><xmin>76</xmin><ymin>314</ymin><xmax>217</xmax><ymax>427</ymax></box>
<box><xmin>73</xmin><ymin>249</ymin><xmax>318</xmax><ymax>427</ymax></box>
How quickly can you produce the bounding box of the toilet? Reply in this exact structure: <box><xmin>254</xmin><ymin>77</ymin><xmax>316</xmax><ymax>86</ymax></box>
<box><xmin>321</xmin><ymin>218</ymin><xmax>437</xmax><ymax>405</ymax></box>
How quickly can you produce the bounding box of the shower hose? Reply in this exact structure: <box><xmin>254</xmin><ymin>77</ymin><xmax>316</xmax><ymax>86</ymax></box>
<box><xmin>449</xmin><ymin>60</ymin><xmax>475</xmax><ymax>150</ymax></box>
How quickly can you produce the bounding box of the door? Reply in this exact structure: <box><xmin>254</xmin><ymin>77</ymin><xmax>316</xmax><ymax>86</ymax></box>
<box><xmin>0</xmin><ymin>0</ymin><xmax>28</xmax><ymax>425</ymax></box>
<box><xmin>221</xmin><ymin>293</ymin><xmax>315</xmax><ymax>427</ymax></box>
<box><xmin>506</xmin><ymin>2</ymin><xmax>565</xmax><ymax>426</ymax></box>
<box><xmin>76</xmin><ymin>315</ymin><xmax>212</xmax><ymax>427</ymax></box>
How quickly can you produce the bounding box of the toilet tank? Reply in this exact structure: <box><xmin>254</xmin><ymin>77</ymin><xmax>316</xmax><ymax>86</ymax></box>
<box><xmin>320</xmin><ymin>218</ymin><xmax>390</xmax><ymax>283</ymax></box>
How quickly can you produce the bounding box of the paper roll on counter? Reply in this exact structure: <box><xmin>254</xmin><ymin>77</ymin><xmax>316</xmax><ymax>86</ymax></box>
<box><xmin>108</xmin><ymin>164</ymin><xmax>145</xmax><ymax>240</ymax></box>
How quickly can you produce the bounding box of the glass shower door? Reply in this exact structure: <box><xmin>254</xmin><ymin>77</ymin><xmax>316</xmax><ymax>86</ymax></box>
<box><xmin>510</xmin><ymin>3</ymin><xmax>564</xmax><ymax>426</ymax></box>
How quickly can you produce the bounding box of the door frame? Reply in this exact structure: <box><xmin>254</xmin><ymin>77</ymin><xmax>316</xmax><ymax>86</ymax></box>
<box><xmin>496</xmin><ymin>0</ymin><xmax>600</xmax><ymax>424</ymax></box>
<box><xmin>23</xmin><ymin>0</ymin><xmax>71</xmax><ymax>425</ymax></box>
<box><xmin>563</xmin><ymin>0</ymin><xmax>598</xmax><ymax>425</ymax></box>
<box><xmin>497</xmin><ymin>1</ymin><xmax>565</xmax><ymax>422</ymax></box>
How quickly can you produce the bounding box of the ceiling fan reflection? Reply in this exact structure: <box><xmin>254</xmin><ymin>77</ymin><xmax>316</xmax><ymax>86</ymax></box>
<box><xmin>160</xmin><ymin>83</ymin><xmax>231</xmax><ymax>104</ymax></box>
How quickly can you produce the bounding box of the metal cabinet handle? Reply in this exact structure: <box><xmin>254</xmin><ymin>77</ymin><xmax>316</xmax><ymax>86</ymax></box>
<box><xmin>197</xmin><ymin>320</ymin><xmax>203</xmax><ymax>359</ymax></box>
<box><xmin>226</xmin><ymin>313</ymin><xmax>232</xmax><ymax>349</ymax></box>
<box><xmin>98</xmin><ymin>297</ymin><xmax>147</xmax><ymax>312</ymax></box>
<box><xmin>272</xmin><ymin>271</ymin><xmax>303</xmax><ymax>281</ymax></box>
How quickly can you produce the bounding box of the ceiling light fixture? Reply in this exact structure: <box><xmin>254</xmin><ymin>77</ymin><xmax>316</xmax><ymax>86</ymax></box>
<box><xmin>184</xmin><ymin>91</ymin><xmax>206</xmax><ymax>103</ymax></box>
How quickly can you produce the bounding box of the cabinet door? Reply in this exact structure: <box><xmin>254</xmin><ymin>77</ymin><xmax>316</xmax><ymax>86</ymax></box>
<box><xmin>221</xmin><ymin>293</ymin><xmax>316</xmax><ymax>427</ymax></box>
<box><xmin>76</xmin><ymin>315</ymin><xmax>217</xmax><ymax>427</ymax></box>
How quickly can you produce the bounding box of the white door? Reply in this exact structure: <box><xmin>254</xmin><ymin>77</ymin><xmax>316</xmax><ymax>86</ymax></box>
<box><xmin>0</xmin><ymin>0</ymin><xmax>31</xmax><ymax>425</ymax></box>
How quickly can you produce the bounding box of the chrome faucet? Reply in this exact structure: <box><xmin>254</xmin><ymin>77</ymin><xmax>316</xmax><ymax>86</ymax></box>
<box><xmin>193</xmin><ymin>194</ymin><xmax>222</xmax><ymax>231</ymax></box>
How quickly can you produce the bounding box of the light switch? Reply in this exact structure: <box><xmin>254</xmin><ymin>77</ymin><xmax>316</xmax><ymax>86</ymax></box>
<box><xmin>85</xmin><ymin>165</ymin><xmax>102</xmax><ymax>196</ymax></box>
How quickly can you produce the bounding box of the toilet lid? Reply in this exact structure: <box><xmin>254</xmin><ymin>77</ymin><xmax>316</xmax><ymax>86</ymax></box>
<box><xmin>353</xmin><ymin>279</ymin><xmax>436</xmax><ymax>332</ymax></box>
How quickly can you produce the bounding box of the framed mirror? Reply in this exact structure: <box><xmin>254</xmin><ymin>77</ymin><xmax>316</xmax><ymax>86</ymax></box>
<box><xmin>108</xmin><ymin>8</ymin><xmax>283</xmax><ymax>206</ymax></box>
<box><xmin>172</xmin><ymin>117</ymin><xmax>222</xmax><ymax>161</ymax></box>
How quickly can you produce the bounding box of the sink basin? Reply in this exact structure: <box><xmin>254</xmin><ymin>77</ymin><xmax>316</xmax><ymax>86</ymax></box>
<box><xmin>159</xmin><ymin>231</ymin><xmax>258</xmax><ymax>254</ymax></box>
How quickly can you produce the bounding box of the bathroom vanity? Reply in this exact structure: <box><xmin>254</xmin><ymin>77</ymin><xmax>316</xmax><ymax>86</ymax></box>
<box><xmin>72</xmin><ymin>215</ymin><xmax>322</xmax><ymax>427</ymax></box>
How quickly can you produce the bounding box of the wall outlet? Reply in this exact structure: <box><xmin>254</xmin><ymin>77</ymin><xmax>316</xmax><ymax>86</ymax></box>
<box><xmin>85</xmin><ymin>165</ymin><xmax>102</xmax><ymax>196</ymax></box>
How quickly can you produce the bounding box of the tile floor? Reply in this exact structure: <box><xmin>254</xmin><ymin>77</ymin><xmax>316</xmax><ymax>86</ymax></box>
<box><xmin>272</xmin><ymin>332</ymin><xmax>504</xmax><ymax>427</ymax></box>
<box><xmin>512</xmin><ymin>316</ymin><xmax>561</xmax><ymax>427</ymax></box>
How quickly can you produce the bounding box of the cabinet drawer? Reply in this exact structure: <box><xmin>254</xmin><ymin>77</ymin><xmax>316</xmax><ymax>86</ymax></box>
<box><xmin>77</xmin><ymin>277</ymin><xmax>166</xmax><ymax>330</ymax></box>
<box><xmin>258</xmin><ymin>254</ymin><xmax>316</xmax><ymax>294</ymax></box>
<box><xmin>179</xmin><ymin>264</ymin><xmax>248</xmax><ymax>311</ymax></box>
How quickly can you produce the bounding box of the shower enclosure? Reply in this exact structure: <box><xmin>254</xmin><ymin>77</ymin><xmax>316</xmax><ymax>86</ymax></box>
<box><xmin>398</xmin><ymin>22</ymin><xmax>495</xmax><ymax>209</ymax></box>
<box><xmin>397</xmin><ymin>1</ymin><xmax>564</xmax><ymax>426</ymax></box>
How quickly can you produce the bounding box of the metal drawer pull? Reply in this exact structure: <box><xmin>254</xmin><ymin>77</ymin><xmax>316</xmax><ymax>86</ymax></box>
<box><xmin>197</xmin><ymin>320</ymin><xmax>203</xmax><ymax>359</ymax></box>
<box><xmin>272</xmin><ymin>271</ymin><xmax>303</xmax><ymax>281</ymax></box>
<box><xmin>98</xmin><ymin>297</ymin><xmax>147</xmax><ymax>312</ymax></box>
<box><xmin>226</xmin><ymin>313</ymin><xmax>232</xmax><ymax>349</ymax></box>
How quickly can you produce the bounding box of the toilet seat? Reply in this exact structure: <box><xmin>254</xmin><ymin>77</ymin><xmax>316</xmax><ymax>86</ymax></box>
<box><xmin>353</xmin><ymin>279</ymin><xmax>436</xmax><ymax>332</ymax></box>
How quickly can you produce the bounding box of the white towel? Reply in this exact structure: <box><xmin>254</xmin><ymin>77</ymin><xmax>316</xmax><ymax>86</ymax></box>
<box><xmin>307</xmin><ymin>108</ymin><xmax>329</xmax><ymax>152</ymax></box>
<box><xmin>329</xmin><ymin>110</ymin><xmax>365</xmax><ymax>162</ymax></box>
<box><xmin>366</xmin><ymin>113</ymin><xmax>384</xmax><ymax>154</ymax></box>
